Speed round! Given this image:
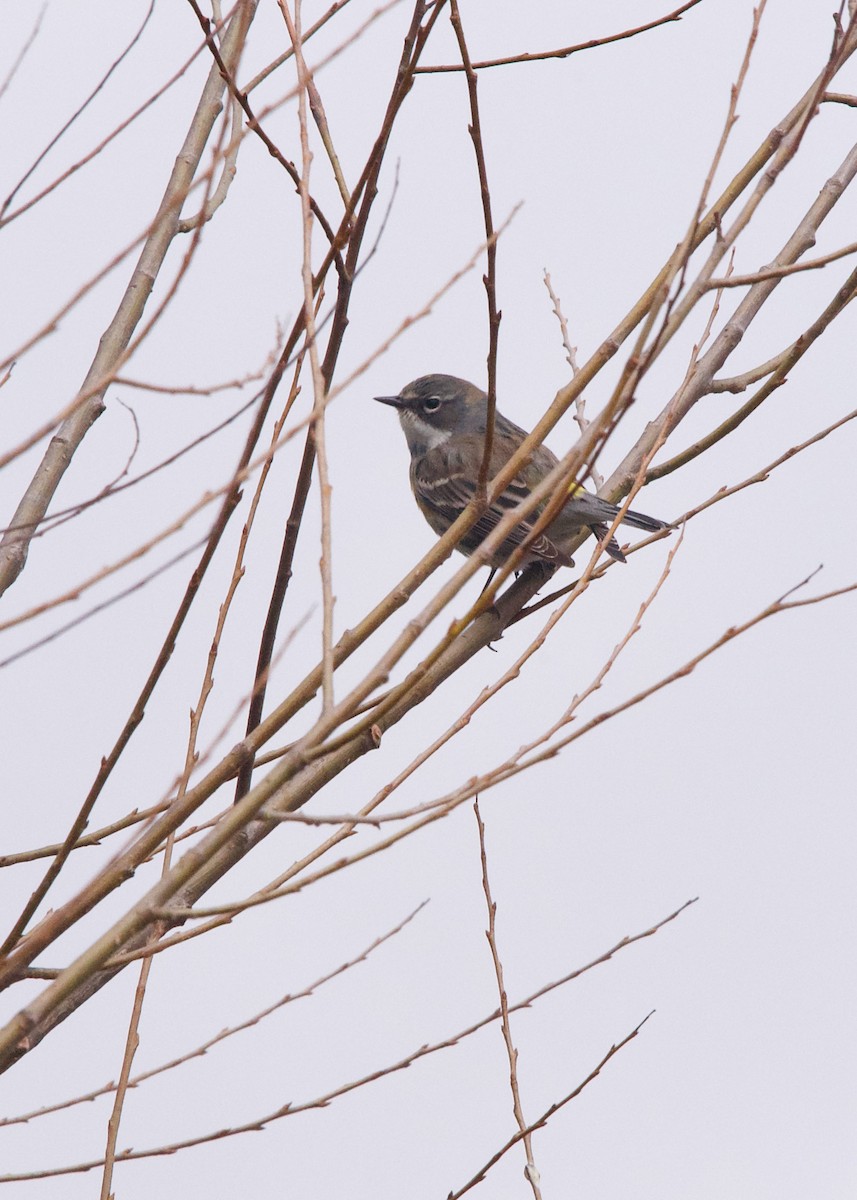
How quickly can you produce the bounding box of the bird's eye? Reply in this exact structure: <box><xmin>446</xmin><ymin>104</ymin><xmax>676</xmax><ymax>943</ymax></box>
<box><xmin>421</xmin><ymin>396</ymin><xmax>441</xmax><ymax>414</ymax></box>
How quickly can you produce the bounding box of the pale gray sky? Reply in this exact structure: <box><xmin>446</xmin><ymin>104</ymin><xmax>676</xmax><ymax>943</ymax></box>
<box><xmin>1</xmin><ymin>2</ymin><xmax>856</xmax><ymax>1196</ymax></box>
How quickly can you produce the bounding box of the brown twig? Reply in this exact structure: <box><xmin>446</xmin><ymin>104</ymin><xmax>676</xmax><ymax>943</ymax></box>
<box><xmin>233</xmin><ymin>0</ymin><xmax>448</xmax><ymax>800</ymax></box>
<box><xmin>607</xmin><ymin>132</ymin><xmax>857</xmax><ymax>499</ymax></box>
<box><xmin>101</xmin><ymin>474</ymin><xmax>245</xmax><ymax>1191</ymax></box>
<box><xmin>624</xmin><ymin>1</ymin><xmax>849</xmax><ymax>394</ymax></box>
<box><xmin>0</xmin><ymin>537</ymin><xmax>207</xmax><ymax>670</ymax></box>
<box><xmin>0</xmin><ymin>801</ymin><xmax>171</xmax><ymax>869</ymax></box>
<box><xmin>447</xmin><ymin>1015</ymin><xmax>654</xmax><ymax>1199</ymax></box>
<box><xmin>186</xmin><ymin>0</ymin><xmax>342</xmax><ymax>254</ymax></box>
<box><xmin>1</xmin><ymin>903</ymin><xmax>426</xmax><ymax>1129</ymax></box>
<box><xmin>0</xmin><ymin>0</ymin><xmax>159</xmax><ymax>222</ymax></box>
<box><xmin>0</xmin><ymin>3</ymin><xmax>47</xmax><ymax>106</ymax></box>
<box><xmin>113</xmin><ymin>367</ymin><xmax>267</xmax><ymax>394</ymax></box>
<box><xmin>4</xmin><ymin>8</ymin><xmax>857</xmax><ymax>1072</ymax></box>
<box><xmin>282</xmin><ymin>0</ymin><xmax>338</xmax><ymax>714</ymax></box>
<box><xmin>243</xmin><ymin>0</ymin><xmax>355</xmax><ymax>92</ymax></box>
<box><xmin>705</xmin><ymin>237</ymin><xmax>857</xmax><ymax>287</ymax></box>
<box><xmin>648</xmin><ymin>258</ymin><xmax>857</xmax><ymax>481</ymax></box>
<box><xmin>415</xmin><ymin>0</ymin><xmax>706</xmax><ymax>73</ymax></box>
<box><xmin>10</xmin><ymin>391</ymin><xmax>261</xmax><ymax>538</ymax></box>
<box><xmin>0</xmin><ymin>0</ymin><xmax>259</xmax><ymax>597</ymax></box>
<box><xmin>823</xmin><ymin>89</ymin><xmax>857</xmax><ymax>105</ymax></box>
<box><xmin>674</xmin><ymin>406</ymin><xmax>857</xmax><ymax>524</ymax></box>
<box><xmin>543</xmin><ymin>270</ymin><xmax>602</xmax><ymax>486</ymax></box>
<box><xmin>474</xmin><ymin>800</ymin><xmax>542</xmax><ymax>1198</ymax></box>
<box><xmin>0</xmin><ymin>909</ymin><xmax>685</xmax><ymax>1177</ymax></box>
<box><xmin>448</xmin><ymin>0</ymin><xmax>500</xmax><ymax>494</ymax></box>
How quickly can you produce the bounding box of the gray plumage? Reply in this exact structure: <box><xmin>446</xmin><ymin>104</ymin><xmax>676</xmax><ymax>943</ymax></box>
<box><xmin>375</xmin><ymin>373</ymin><xmax>667</xmax><ymax>567</ymax></box>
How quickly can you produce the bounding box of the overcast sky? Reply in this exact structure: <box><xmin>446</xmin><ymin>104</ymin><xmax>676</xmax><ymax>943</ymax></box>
<box><xmin>1</xmin><ymin>2</ymin><xmax>856</xmax><ymax>1197</ymax></box>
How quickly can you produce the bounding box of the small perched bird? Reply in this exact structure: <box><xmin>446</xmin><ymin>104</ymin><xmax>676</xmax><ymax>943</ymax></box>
<box><xmin>375</xmin><ymin>373</ymin><xmax>667</xmax><ymax>568</ymax></box>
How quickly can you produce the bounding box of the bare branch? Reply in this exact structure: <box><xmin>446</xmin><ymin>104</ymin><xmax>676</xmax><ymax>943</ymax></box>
<box><xmin>705</xmin><ymin>237</ymin><xmax>857</xmax><ymax>287</ymax></box>
<box><xmin>1</xmin><ymin>903</ymin><xmax>426</xmax><ymax>1128</ymax></box>
<box><xmin>823</xmin><ymin>89</ymin><xmax>857</xmax><ymax>105</ymax></box>
<box><xmin>0</xmin><ymin>3</ymin><xmax>47</xmax><ymax>106</ymax></box>
<box><xmin>415</xmin><ymin>0</ymin><xmax>706</xmax><ymax>73</ymax></box>
<box><xmin>0</xmin><ymin>911</ymin><xmax>685</xmax><ymax>1178</ymax></box>
<box><xmin>474</xmin><ymin>801</ymin><xmax>542</xmax><ymax>1198</ymax></box>
<box><xmin>448</xmin><ymin>0</ymin><xmax>500</xmax><ymax>494</ymax></box>
<box><xmin>0</xmin><ymin>7</ymin><xmax>209</xmax><ymax>229</ymax></box>
<box><xmin>0</xmin><ymin>2</ymin><xmax>156</xmax><ymax>217</ymax></box>
<box><xmin>281</xmin><ymin>0</ymin><xmax>338</xmax><ymax>714</ymax></box>
<box><xmin>447</xmin><ymin>1014</ymin><xmax>654</xmax><ymax>1199</ymax></box>
<box><xmin>0</xmin><ymin>0</ymin><xmax>260</xmax><ymax>597</ymax></box>
<box><xmin>648</xmin><ymin>259</ymin><xmax>857</xmax><ymax>480</ymax></box>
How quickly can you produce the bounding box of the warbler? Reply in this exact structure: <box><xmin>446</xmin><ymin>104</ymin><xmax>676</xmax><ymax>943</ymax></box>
<box><xmin>374</xmin><ymin>373</ymin><xmax>667</xmax><ymax>567</ymax></box>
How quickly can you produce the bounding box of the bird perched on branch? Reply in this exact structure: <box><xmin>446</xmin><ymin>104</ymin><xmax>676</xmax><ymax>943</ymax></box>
<box><xmin>374</xmin><ymin>373</ymin><xmax>667</xmax><ymax>568</ymax></box>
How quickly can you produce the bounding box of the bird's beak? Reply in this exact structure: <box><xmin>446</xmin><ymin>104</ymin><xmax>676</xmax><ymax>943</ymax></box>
<box><xmin>374</xmin><ymin>393</ymin><xmax>406</xmax><ymax>409</ymax></box>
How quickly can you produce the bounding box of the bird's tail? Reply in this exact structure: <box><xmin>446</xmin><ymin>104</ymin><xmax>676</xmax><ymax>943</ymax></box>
<box><xmin>618</xmin><ymin>506</ymin><xmax>669</xmax><ymax>534</ymax></box>
<box><xmin>589</xmin><ymin>503</ymin><xmax>669</xmax><ymax>563</ymax></box>
<box><xmin>559</xmin><ymin>489</ymin><xmax>669</xmax><ymax>562</ymax></box>
<box><xmin>589</xmin><ymin>524</ymin><xmax>627</xmax><ymax>563</ymax></box>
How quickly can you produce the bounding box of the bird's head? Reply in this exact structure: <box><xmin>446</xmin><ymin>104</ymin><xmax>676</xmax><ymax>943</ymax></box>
<box><xmin>375</xmin><ymin>374</ymin><xmax>487</xmax><ymax>455</ymax></box>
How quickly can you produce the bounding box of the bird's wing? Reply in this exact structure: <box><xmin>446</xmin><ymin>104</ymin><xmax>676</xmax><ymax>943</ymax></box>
<box><xmin>411</xmin><ymin>439</ymin><xmax>569</xmax><ymax>565</ymax></box>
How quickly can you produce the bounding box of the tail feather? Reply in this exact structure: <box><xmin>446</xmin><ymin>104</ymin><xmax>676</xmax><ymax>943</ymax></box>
<box><xmin>589</xmin><ymin>524</ymin><xmax>627</xmax><ymax>563</ymax></box>
<box><xmin>558</xmin><ymin>492</ymin><xmax>668</xmax><ymax>562</ymax></box>
<box><xmin>620</xmin><ymin>506</ymin><xmax>669</xmax><ymax>534</ymax></box>
<box><xmin>590</xmin><ymin>501</ymin><xmax>669</xmax><ymax>562</ymax></box>
<box><xmin>569</xmin><ymin>491</ymin><xmax>668</xmax><ymax>534</ymax></box>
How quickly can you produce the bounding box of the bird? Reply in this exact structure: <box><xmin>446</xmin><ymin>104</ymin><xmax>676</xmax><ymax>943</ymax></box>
<box><xmin>374</xmin><ymin>373</ymin><xmax>667</xmax><ymax>568</ymax></box>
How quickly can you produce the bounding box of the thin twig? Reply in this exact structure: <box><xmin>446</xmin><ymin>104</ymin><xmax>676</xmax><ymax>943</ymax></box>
<box><xmin>1</xmin><ymin>904</ymin><xmax>427</xmax><ymax>1129</ymax></box>
<box><xmin>0</xmin><ymin>537</ymin><xmax>207</xmax><ymax>671</ymax></box>
<box><xmin>607</xmin><ymin>131</ymin><xmax>857</xmax><ymax>499</ymax></box>
<box><xmin>705</xmin><ymin>236</ymin><xmax>857</xmax><ymax>287</ymax></box>
<box><xmin>0</xmin><ymin>0</ymin><xmax>259</xmax><ymax>597</ymax></box>
<box><xmin>0</xmin><ymin>911</ymin><xmax>685</xmax><ymax>1177</ymax></box>
<box><xmin>449</xmin><ymin>0</ymin><xmax>500</xmax><ymax>494</ymax></box>
<box><xmin>708</xmin><ymin>349</ymin><xmax>791</xmax><ymax>393</ymax></box>
<box><xmin>415</xmin><ymin>0</ymin><xmax>706</xmax><ymax>72</ymax></box>
<box><xmin>187</xmin><ymin>0</ymin><xmax>342</xmax><ymax>253</ymax></box>
<box><xmin>101</xmin><ymin>480</ymin><xmax>244</xmax><ymax>1191</ymax></box>
<box><xmin>243</xmin><ymin>0</ymin><xmax>355</xmax><ymax>92</ymax></box>
<box><xmin>0</xmin><ymin>1</ymin><xmax>157</xmax><ymax>218</ymax></box>
<box><xmin>543</xmin><ymin>270</ymin><xmax>602</xmax><ymax>486</ymax></box>
<box><xmin>177</xmin><ymin>88</ymin><xmax>244</xmax><ymax>232</ymax></box>
<box><xmin>823</xmin><ymin>89</ymin><xmax>857</xmax><ymax>105</ymax></box>
<box><xmin>474</xmin><ymin>800</ymin><xmax>542</xmax><ymax>1199</ymax></box>
<box><xmin>282</xmin><ymin>0</ymin><xmax>337</xmax><ymax>715</ymax></box>
<box><xmin>447</xmin><ymin>1015</ymin><xmax>654</xmax><ymax>1199</ymax></box>
<box><xmin>675</xmin><ymin>405</ymin><xmax>857</xmax><ymax>524</ymax></box>
<box><xmin>5</xmin><ymin>9</ymin><xmax>857</xmax><ymax>1068</ymax></box>
<box><xmin>648</xmin><ymin>260</ymin><xmax>857</xmax><ymax>480</ymax></box>
<box><xmin>233</xmin><ymin>0</ymin><xmax>449</xmax><ymax>798</ymax></box>
<box><xmin>0</xmin><ymin>3</ymin><xmax>47</xmax><ymax>106</ymax></box>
